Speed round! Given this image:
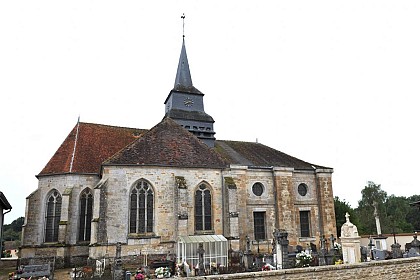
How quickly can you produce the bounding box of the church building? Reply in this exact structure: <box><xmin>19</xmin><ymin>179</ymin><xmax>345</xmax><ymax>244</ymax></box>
<box><xmin>20</xmin><ymin>37</ymin><xmax>336</xmax><ymax>267</ymax></box>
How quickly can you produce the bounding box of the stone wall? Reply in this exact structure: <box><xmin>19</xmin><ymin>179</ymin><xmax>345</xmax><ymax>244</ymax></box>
<box><xmin>192</xmin><ymin>257</ymin><xmax>420</xmax><ymax>280</ymax></box>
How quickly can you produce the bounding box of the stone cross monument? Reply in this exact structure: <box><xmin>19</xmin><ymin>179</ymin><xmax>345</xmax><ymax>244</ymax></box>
<box><xmin>340</xmin><ymin>212</ymin><xmax>361</xmax><ymax>264</ymax></box>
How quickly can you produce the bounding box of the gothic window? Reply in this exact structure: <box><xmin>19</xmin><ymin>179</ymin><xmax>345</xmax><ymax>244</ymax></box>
<box><xmin>78</xmin><ymin>188</ymin><xmax>93</xmax><ymax>242</ymax></box>
<box><xmin>195</xmin><ymin>184</ymin><xmax>212</xmax><ymax>231</ymax></box>
<box><xmin>253</xmin><ymin>212</ymin><xmax>266</xmax><ymax>240</ymax></box>
<box><xmin>45</xmin><ymin>190</ymin><xmax>62</xmax><ymax>242</ymax></box>
<box><xmin>129</xmin><ymin>180</ymin><xmax>154</xmax><ymax>234</ymax></box>
<box><xmin>300</xmin><ymin>211</ymin><xmax>311</xmax><ymax>237</ymax></box>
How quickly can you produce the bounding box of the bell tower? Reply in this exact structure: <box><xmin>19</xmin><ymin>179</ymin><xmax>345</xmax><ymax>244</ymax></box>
<box><xmin>164</xmin><ymin>18</ymin><xmax>216</xmax><ymax>147</ymax></box>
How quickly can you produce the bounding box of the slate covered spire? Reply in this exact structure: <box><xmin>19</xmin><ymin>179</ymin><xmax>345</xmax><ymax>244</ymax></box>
<box><xmin>173</xmin><ymin>38</ymin><xmax>201</xmax><ymax>94</ymax></box>
<box><xmin>164</xmin><ymin>35</ymin><xmax>216</xmax><ymax>147</ymax></box>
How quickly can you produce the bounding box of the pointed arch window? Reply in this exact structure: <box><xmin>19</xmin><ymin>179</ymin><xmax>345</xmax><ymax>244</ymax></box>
<box><xmin>195</xmin><ymin>184</ymin><xmax>212</xmax><ymax>231</ymax></box>
<box><xmin>130</xmin><ymin>180</ymin><xmax>154</xmax><ymax>234</ymax></box>
<box><xmin>78</xmin><ymin>188</ymin><xmax>93</xmax><ymax>242</ymax></box>
<box><xmin>45</xmin><ymin>191</ymin><xmax>62</xmax><ymax>242</ymax></box>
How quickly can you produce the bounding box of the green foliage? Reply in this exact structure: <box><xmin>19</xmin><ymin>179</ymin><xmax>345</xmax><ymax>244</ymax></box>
<box><xmin>334</xmin><ymin>196</ymin><xmax>359</xmax><ymax>236</ymax></box>
<box><xmin>352</xmin><ymin>182</ymin><xmax>420</xmax><ymax>235</ymax></box>
<box><xmin>2</xmin><ymin>217</ymin><xmax>24</xmax><ymax>241</ymax></box>
<box><xmin>355</xmin><ymin>182</ymin><xmax>387</xmax><ymax>235</ymax></box>
<box><xmin>407</xmin><ymin>195</ymin><xmax>420</xmax><ymax>231</ymax></box>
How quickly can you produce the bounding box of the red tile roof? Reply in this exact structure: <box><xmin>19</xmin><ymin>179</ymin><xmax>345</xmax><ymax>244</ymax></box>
<box><xmin>39</xmin><ymin>120</ymin><xmax>329</xmax><ymax>177</ymax></box>
<box><xmin>104</xmin><ymin>118</ymin><xmax>227</xmax><ymax>168</ymax></box>
<box><xmin>38</xmin><ymin>122</ymin><xmax>146</xmax><ymax>176</ymax></box>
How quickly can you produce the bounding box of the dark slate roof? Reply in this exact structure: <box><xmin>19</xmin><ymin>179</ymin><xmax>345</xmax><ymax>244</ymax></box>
<box><xmin>165</xmin><ymin>108</ymin><xmax>214</xmax><ymax>123</ymax></box>
<box><xmin>38</xmin><ymin>122</ymin><xmax>146</xmax><ymax>176</ymax></box>
<box><xmin>0</xmin><ymin>192</ymin><xmax>12</xmax><ymax>210</ymax></box>
<box><xmin>104</xmin><ymin>117</ymin><xmax>227</xmax><ymax>168</ymax></box>
<box><xmin>173</xmin><ymin>38</ymin><xmax>202</xmax><ymax>95</ymax></box>
<box><xmin>215</xmin><ymin>140</ymin><xmax>329</xmax><ymax>170</ymax></box>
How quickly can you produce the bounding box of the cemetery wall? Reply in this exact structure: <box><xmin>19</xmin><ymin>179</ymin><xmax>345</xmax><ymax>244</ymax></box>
<box><xmin>193</xmin><ymin>257</ymin><xmax>420</xmax><ymax>280</ymax></box>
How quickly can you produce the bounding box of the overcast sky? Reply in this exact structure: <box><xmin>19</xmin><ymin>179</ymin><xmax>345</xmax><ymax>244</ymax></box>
<box><xmin>1</xmin><ymin>1</ymin><xmax>419</xmax><ymax>224</ymax></box>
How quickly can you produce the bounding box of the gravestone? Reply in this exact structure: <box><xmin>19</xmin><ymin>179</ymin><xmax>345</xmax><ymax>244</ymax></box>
<box><xmin>339</xmin><ymin>212</ymin><xmax>361</xmax><ymax>264</ymax></box>
<box><xmin>372</xmin><ymin>249</ymin><xmax>385</xmax><ymax>260</ymax></box>
<box><xmin>318</xmin><ymin>235</ymin><xmax>328</xmax><ymax>266</ymax></box>
<box><xmin>197</xmin><ymin>243</ymin><xmax>205</xmax><ymax>276</ymax></box>
<box><xmin>410</xmin><ymin>233</ymin><xmax>420</xmax><ymax>254</ymax></box>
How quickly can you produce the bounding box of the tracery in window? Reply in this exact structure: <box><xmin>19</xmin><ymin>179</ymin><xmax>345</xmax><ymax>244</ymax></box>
<box><xmin>45</xmin><ymin>190</ymin><xmax>62</xmax><ymax>242</ymax></box>
<box><xmin>195</xmin><ymin>184</ymin><xmax>212</xmax><ymax>231</ymax></box>
<box><xmin>130</xmin><ymin>180</ymin><xmax>154</xmax><ymax>234</ymax></box>
<box><xmin>78</xmin><ymin>188</ymin><xmax>93</xmax><ymax>241</ymax></box>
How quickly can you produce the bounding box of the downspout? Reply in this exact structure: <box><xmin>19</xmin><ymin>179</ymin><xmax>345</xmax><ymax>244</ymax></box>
<box><xmin>315</xmin><ymin>169</ymin><xmax>324</xmax><ymax>238</ymax></box>
<box><xmin>271</xmin><ymin>167</ymin><xmax>279</xmax><ymax>230</ymax></box>
<box><xmin>221</xmin><ymin>169</ymin><xmax>226</xmax><ymax>237</ymax></box>
<box><xmin>0</xmin><ymin>209</ymin><xmax>12</xmax><ymax>257</ymax></box>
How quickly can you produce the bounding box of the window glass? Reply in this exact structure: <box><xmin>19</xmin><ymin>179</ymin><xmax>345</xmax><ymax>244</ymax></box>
<box><xmin>129</xmin><ymin>180</ymin><xmax>154</xmax><ymax>234</ymax></box>
<box><xmin>300</xmin><ymin>211</ymin><xmax>310</xmax><ymax>237</ymax></box>
<box><xmin>253</xmin><ymin>212</ymin><xmax>266</xmax><ymax>240</ymax></box>
<box><xmin>252</xmin><ymin>183</ymin><xmax>264</xmax><ymax>196</ymax></box>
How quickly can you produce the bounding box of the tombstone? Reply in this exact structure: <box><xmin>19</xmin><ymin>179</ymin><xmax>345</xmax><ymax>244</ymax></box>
<box><xmin>408</xmin><ymin>247</ymin><xmax>420</xmax><ymax>258</ymax></box>
<box><xmin>318</xmin><ymin>235</ymin><xmax>328</xmax><ymax>266</ymax></box>
<box><xmin>391</xmin><ymin>243</ymin><xmax>402</xmax><ymax>259</ymax></box>
<box><xmin>339</xmin><ymin>212</ymin><xmax>361</xmax><ymax>264</ymax></box>
<box><xmin>114</xmin><ymin>242</ymin><xmax>124</xmax><ymax>280</ymax></box>
<box><xmin>243</xmin><ymin>236</ymin><xmax>253</xmax><ymax>271</ymax></box>
<box><xmin>360</xmin><ymin>246</ymin><xmax>368</xmax><ymax>262</ymax></box>
<box><xmin>272</xmin><ymin>229</ymin><xmax>289</xmax><ymax>269</ymax></box>
<box><xmin>372</xmin><ymin>249</ymin><xmax>386</xmax><ymax>260</ymax></box>
<box><xmin>410</xmin><ymin>233</ymin><xmax>420</xmax><ymax>254</ymax></box>
<box><xmin>197</xmin><ymin>243</ymin><xmax>205</xmax><ymax>276</ymax></box>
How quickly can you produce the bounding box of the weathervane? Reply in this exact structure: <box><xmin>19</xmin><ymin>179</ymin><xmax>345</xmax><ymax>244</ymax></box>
<box><xmin>181</xmin><ymin>13</ymin><xmax>185</xmax><ymax>38</ymax></box>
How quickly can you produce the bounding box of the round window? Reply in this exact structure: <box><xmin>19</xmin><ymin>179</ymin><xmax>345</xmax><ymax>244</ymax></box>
<box><xmin>298</xmin><ymin>183</ymin><xmax>308</xmax><ymax>196</ymax></box>
<box><xmin>252</xmin><ymin>182</ymin><xmax>264</xmax><ymax>196</ymax></box>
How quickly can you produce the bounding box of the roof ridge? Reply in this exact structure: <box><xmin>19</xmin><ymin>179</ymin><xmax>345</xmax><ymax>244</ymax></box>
<box><xmin>79</xmin><ymin>121</ymin><xmax>147</xmax><ymax>131</ymax></box>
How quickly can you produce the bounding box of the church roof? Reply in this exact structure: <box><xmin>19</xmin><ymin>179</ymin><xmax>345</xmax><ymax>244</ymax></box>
<box><xmin>38</xmin><ymin>122</ymin><xmax>146</xmax><ymax>176</ymax></box>
<box><xmin>172</xmin><ymin>38</ymin><xmax>202</xmax><ymax>94</ymax></box>
<box><xmin>215</xmin><ymin>140</ymin><xmax>328</xmax><ymax>170</ymax></box>
<box><xmin>104</xmin><ymin>117</ymin><xmax>226</xmax><ymax>168</ymax></box>
<box><xmin>165</xmin><ymin>109</ymin><xmax>214</xmax><ymax>123</ymax></box>
<box><xmin>38</xmin><ymin>121</ymin><xmax>328</xmax><ymax>176</ymax></box>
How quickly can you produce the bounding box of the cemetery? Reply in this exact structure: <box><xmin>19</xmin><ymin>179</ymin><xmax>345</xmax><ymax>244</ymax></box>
<box><xmin>31</xmin><ymin>213</ymin><xmax>417</xmax><ymax>279</ymax></box>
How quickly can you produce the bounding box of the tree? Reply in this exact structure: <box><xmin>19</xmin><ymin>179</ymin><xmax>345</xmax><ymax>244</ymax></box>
<box><xmin>355</xmin><ymin>182</ymin><xmax>388</xmax><ymax>235</ymax></box>
<box><xmin>3</xmin><ymin>216</ymin><xmax>24</xmax><ymax>241</ymax></box>
<box><xmin>334</xmin><ymin>196</ymin><xmax>359</xmax><ymax>237</ymax></box>
<box><xmin>385</xmin><ymin>195</ymin><xmax>413</xmax><ymax>233</ymax></box>
<box><xmin>407</xmin><ymin>195</ymin><xmax>420</xmax><ymax>231</ymax></box>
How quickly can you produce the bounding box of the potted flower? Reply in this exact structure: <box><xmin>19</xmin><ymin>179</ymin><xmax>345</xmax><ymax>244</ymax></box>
<box><xmin>295</xmin><ymin>251</ymin><xmax>313</xmax><ymax>268</ymax></box>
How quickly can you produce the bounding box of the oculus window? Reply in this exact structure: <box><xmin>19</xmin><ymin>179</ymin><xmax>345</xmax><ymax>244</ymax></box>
<box><xmin>252</xmin><ymin>182</ymin><xmax>264</xmax><ymax>196</ymax></box>
<box><xmin>298</xmin><ymin>183</ymin><xmax>308</xmax><ymax>196</ymax></box>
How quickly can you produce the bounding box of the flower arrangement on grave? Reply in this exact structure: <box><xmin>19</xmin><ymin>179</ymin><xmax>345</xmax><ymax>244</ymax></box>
<box><xmin>262</xmin><ymin>263</ymin><xmax>275</xmax><ymax>271</ymax></box>
<box><xmin>295</xmin><ymin>251</ymin><xmax>313</xmax><ymax>267</ymax></box>
<box><xmin>155</xmin><ymin>267</ymin><xmax>170</xmax><ymax>278</ymax></box>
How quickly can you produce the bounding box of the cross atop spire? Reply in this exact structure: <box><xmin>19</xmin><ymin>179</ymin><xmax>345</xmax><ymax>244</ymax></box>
<box><xmin>181</xmin><ymin>13</ymin><xmax>185</xmax><ymax>38</ymax></box>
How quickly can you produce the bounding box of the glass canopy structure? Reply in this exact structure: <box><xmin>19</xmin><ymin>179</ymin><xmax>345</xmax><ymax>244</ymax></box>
<box><xmin>177</xmin><ymin>235</ymin><xmax>228</xmax><ymax>269</ymax></box>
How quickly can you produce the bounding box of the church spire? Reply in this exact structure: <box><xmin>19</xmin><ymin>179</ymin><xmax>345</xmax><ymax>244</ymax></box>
<box><xmin>174</xmin><ymin>38</ymin><xmax>194</xmax><ymax>91</ymax></box>
<box><xmin>173</xmin><ymin>14</ymin><xmax>201</xmax><ymax>94</ymax></box>
<box><xmin>164</xmin><ymin>14</ymin><xmax>215</xmax><ymax>147</ymax></box>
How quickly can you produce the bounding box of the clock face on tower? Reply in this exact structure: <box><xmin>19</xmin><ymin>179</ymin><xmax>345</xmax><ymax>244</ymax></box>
<box><xmin>183</xmin><ymin>97</ymin><xmax>194</xmax><ymax>107</ymax></box>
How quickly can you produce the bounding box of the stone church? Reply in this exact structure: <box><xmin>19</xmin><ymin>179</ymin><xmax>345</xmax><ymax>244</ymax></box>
<box><xmin>20</xmin><ymin>38</ymin><xmax>336</xmax><ymax>267</ymax></box>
